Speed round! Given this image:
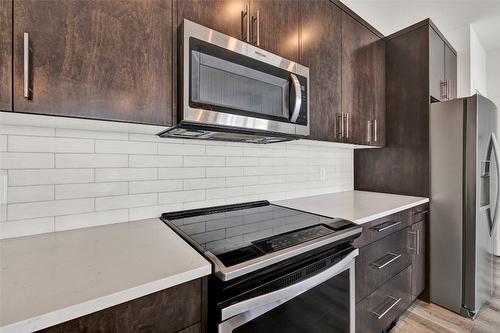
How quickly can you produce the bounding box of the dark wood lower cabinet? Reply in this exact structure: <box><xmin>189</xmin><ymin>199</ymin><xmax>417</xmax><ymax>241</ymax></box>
<box><xmin>355</xmin><ymin>206</ymin><xmax>427</xmax><ymax>333</ymax></box>
<box><xmin>37</xmin><ymin>278</ymin><xmax>206</xmax><ymax>333</ymax></box>
<box><xmin>356</xmin><ymin>267</ymin><xmax>412</xmax><ymax>333</ymax></box>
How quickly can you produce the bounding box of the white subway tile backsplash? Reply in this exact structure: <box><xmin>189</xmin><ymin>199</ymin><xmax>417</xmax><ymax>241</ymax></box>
<box><xmin>0</xmin><ymin>135</ymin><xmax>6</xmax><ymax>151</ymax></box>
<box><xmin>0</xmin><ymin>217</ymin><xmax>55</xmax><ymax>239</ymax></box>
<box><xmin>159</xmin><ymin>167</ymin><xmax>205</xmax><ymax>179</ymax></box>
<box><xmin>8</xmin><ymin>169</ymin><xmax>94</xmax><ymax>186</ymax></box>
<box><xmin>95</xmin><ymin>139</ymin><xmax>157</xmax><ymax>155</ymax></box>
<box><xmin>8</xmin><ymin>198</ymin><xmax>94</xmax><ymax>221</ymax></box>
<box><xmin>8</xmin><ymin>185</ymin><xmax>55</xmax><ymax>203</ymax></box>
<box><xmin>8</xmin><ymin>136</ymin><xmax>94</xmax><ymax>153</ymax></box>
<box><xmin>55</xmin><ymin>182</ymin><xmax>128</xmax><ymax>199</ymax></box>
<box><xmin>159</xmin><ymin>190</ymin><xmax>206</xmax><ymax>204</ymax></box>
<box><xmin>56</xmin><ymin>128</ymin><xmax>129</xmax><ymax>140</ymax></box>
<box><xmin>159</xmin><ymin>143</ymin><xmax>205</xmax><ymax>155</ymax></box>
<box><xmin>0</xmin><ymin>121</ymin><xmax>354</xmax><ymax>239</ymax></box>
<box><xmin>56</xmin><ymin>154</ymin><xmax>128</xmax><ymax>168</ymax></box>
<box><xmin>129</xmin><ymin>155</ymin><xmax>182</xmax><ymax>168</ymax></box>
<box><xmin>55</xmin><ymin>209</ymin><xmax>129</xmax><ymax>231</ymax></box>
<box><xmin>184</xmin><ymin>156</ymin><xmax>225</xmax><ymax>167</ymax></box>
<box><xmin>129</xmin><ymin>179</ymin><xmax>183</xmax><ymax>194</ymax></box>
<box><xmin>95</xmin><ymin>168</ymin><xmax>157</xmax><ymax>182</ymax></box>
<box><xmin>0</xmin><ymin>152</ymin><xmax>54</xmax><ymax>169</ymax></box>
<box><xmin>95</xmin><ymin>193</ymin><xmax>157</xmax><ymax>211</ymax></box>
<box><xmin>184</xmin><ymin>178</ymin><xmax>225</xmax><ymax>190</ymax></box>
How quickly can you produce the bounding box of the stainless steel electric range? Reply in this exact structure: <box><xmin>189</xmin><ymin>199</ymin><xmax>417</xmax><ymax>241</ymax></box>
<box><xmin>161</xmin><ymin>201</ymin><xmax>361</xmax><ymax>333</ymax></box>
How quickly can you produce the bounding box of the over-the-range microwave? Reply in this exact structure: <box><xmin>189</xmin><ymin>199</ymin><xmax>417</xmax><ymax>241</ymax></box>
<box><xmin>159</xmin><ymin>19</ymin><xmax>310</xmax><ymax>144</ymax></box>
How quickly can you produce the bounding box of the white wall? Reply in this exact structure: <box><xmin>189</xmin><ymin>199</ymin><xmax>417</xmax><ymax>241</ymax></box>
<box><xmin>487</xmin><ymin>48</ymin><xmax>500</xmax><ymax>255</ymax></box>
<box><xmin>0</xmin><ymin>114</ymin><xmax>354</xmax><ymax>240</ymax></box>
<box><xmin>470</xmin><ymin>26</ymin><xmax>488</xmax><ymax>96</ymax></box>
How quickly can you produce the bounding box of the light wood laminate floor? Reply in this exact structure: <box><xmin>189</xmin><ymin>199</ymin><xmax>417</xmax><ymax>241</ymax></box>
<box><xmin>393</xmin><ymin>256</ymin><xmax>500</xmax><ymax>333</ymax></box>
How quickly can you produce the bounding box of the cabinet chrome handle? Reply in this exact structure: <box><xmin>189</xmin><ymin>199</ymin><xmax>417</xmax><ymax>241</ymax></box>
<box><xmin>23</xmin><ymin>32</ymin><xmax>30</xmax><ymax>99</ymax></box>
<box><xmin>256</xmin><ymin>10</ymin><xmax>260</xmax><ymax>46</ymax></box>
<box><xmin>370</xmin><ymin>252</ymin><xmax>401</xmax><ymax>269</ymax></box>
<box><xmin>371</xmin><ymin>220</ymin><xmax>401</xmax><ymax>233</ymax></box>
<box><xmin>341</xmin><ymin>112</ymin><xmax>345</xmax><ymax>139</ymax></box>
<box><xmin>367</xmin><ymin>120</ymin><xmax>372</xmax><ymax>143</ymax></box>
<box><xmin>345</xmin><ymin>113</ymin><xmax>349</xmax><ymax>139</ymax></box>
<box><xmin>371</xmin><ymin>296</ymin><xmax>401</xmax><ymax>320</ymax></box>
<box><xmin>413</xmin><ymin>209</ymin><xmax>428</xmax><ymax>215</ymax></box>
<box><xmin>440</xmin><ymin>80</ymin><xmax>447</xmax><ymax>100</ymax></box>
<box><xmin>241</xmin><ymin>4</ymin><xmax>249</xmax><ymax>42</ymax></box>
<box><xmin>409</xmin><ymin>229</ymin><xmax>421</xmax><ymax>255</ymax></box>
<box><xmin>374</xmin><ymin>119</ymin><xmax>378</xmax><ymax>142</ymax></box>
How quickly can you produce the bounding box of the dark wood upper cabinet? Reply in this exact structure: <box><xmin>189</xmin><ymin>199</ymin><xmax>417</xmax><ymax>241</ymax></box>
<box><xmin>341</xmin><ymin>12</ymin><xmax>385</xmax><ymax>146</ymax></box>
<box><xmin>445</xmin><ymin>44</ymin><xmax>457</xmax><ymax>99</ymax></box>
<box><xmin>13</xmin><ymin>0</ymin><xmax>173</xmax><ymax>125</ymax></box>
<box><xmin>0</xmin><ymin>0</ymin><xmax>12</xmax><ymax>111</ymax></box>
<box><xmin>300</xmin><ymin>0</ymin><xmax>342</xmax><ymax>142</ymax></box>
<box><xmin>250</xmin><ymin>0</ymin><xmax>299</xmax><ymax>62</ymax></box>
<box><xmin>429</xmin><ymin>27</ymin><xmax>457</xmax><ymax>102</ymax></box>
<box><xmin>429</xmin><ymin>28</ymin><xmax>445</xmax><ymax>101</ymax></box>
<box><xmin>175</xmin><ymin>0</ymin><xmax>248</xmax><ymax>40</ymax></box>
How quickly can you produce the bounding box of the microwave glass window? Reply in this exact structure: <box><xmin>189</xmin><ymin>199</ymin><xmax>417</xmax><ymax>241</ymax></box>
<box><xmin>191</xmin><ymin>51</ymin><xmax>289</xmax><ymax>119</ymax></box>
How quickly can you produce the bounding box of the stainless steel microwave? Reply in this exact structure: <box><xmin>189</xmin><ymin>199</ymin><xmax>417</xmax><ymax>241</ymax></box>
<box><xmin>159</xmin><ymin>19</ymin><xmax>310</xmax><ymax>144</ymax></box>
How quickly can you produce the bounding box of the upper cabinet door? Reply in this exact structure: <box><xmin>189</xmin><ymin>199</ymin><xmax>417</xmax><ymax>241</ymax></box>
<box><xmin>341</xmin><ymin>12</ymin><xmax>385</xmax><ymax>146</ymax></box>
<box><xmin>0</xmin><ymin>0</ymin><xmax>12</xmax><ymax>111</ymax></box>
<box><xmin>429</xmin><ymin>27</ymin><xmax>445</xmax><ymax>102</ymax></box>
<box><xmin>300</xmin><ymin>0</ymin><xmax>341</xmax><ymax>142</ymax></box>
<box><xmin>176</xmin><ymin>0</ymin><xmax>249</xmax><ymax>40</ymax></box>
<box><xmin>445</xmin><ymin>44</ymin><xmax>457</xmax><ymax>99</ymax></box>
<box><xmin>13</xmin><ymin>0</ymin><xmax>173</xmax><ymax>125</ymax></box>
<box><xmin>250</xmin><ymin>0</ymin><xmax>299</xmax><ymax>62</ymax></box>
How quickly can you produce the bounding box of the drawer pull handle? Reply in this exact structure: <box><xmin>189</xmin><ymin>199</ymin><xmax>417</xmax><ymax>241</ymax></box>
<box><xmin>370</xmin><ymin>252</ymin><xmax>401</xmax><ymax>269</ymax></box>
<box><xmin>413</xmin><ymin>210</ymin><xmax>428</xmax><ymax>215</ymax></box>
<box><xmin>371</xmin><ymin>296</ymin><xmax>401</xmax><ymax>320</ymax></box>
<box><xmin>371</xmin><ymin>220</ymin><xmax>401</xmax><ymax>232</ymax></box>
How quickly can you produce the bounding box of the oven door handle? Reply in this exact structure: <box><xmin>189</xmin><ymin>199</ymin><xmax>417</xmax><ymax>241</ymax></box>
<box><xmin>220</xmin><ymin>248</ymin><xmax>359</xmax><ymax>321</ymax></box>
<box><xmin>290</xmin><ymin>73</ymin><xmax>302</xmax><ymax>123</ymax></box>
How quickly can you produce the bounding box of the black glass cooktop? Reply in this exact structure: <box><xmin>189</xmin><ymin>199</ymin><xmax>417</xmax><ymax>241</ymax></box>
<box><xmin>161</xmin><ymin>201</ymin><xmax>355</xmax><ymax>267</ymax></box>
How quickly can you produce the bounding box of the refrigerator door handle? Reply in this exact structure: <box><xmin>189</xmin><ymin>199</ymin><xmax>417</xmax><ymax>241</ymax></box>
<box><xmin>488</xmin><ymin>133</ymin><xmax>500</xmax><ymax>235</ymax></box>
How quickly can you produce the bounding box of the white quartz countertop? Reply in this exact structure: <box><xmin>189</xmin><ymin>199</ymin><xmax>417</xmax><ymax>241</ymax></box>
<box><xmin>0</xmin><ymin>218</ymin><xmax>211</xmax><ymax>333</ymax></box>
<box><xmin>275</xmin><ymin>190</ymin><xmax>429</xmax><ymax>225</ymax></box>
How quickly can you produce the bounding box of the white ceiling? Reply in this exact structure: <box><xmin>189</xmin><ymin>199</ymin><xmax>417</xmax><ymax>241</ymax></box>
<box><xmin>341</xmin><ymin>0</ymin><xmax>500</xmax><ymax>51</ymax></box>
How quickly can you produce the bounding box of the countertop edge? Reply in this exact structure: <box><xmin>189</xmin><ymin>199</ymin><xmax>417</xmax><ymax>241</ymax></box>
<box><xmin>0</xmin><ymin>263</ymin><xmax>211</xmax><ymax>333</ymax></box>
<box><xmin>353</xmin><ymin>198</ymin><xmax>430</xmax><ymax>225</ymax></box>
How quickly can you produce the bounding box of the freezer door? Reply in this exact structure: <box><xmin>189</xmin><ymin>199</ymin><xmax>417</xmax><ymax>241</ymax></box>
<box><xmin>463</xmin><ymin>95</ymin><xmax>497</xmax><ymax>316</ymax></box>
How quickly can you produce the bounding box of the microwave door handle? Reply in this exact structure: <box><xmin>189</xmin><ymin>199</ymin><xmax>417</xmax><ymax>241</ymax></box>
<box><xmin>290</xmin><ymin>73</ymin><xmax>302</xmax><ymax>123</ymax></box>
<box><xmin>220</xmin><ymin>248</ymin><xmax>358</xmax><ymax>321</ymax></box>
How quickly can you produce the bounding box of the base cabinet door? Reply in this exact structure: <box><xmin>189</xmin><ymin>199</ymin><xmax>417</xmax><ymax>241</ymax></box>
<box><xmin>36</xmin><ymin>279</ymin><xmax>204</xmax><ymax>333</ymax></box>
<box><xmin>410</xmin><ymin>219</ymin><xmax>426</xmax><ymax>300</ymax></box>
<box><xmin>0</xmin><ymin>0</ymin><xmax>12</xmax><ymax>111</ymax></box>
<box><xmin>14</xmin><ymin>0</ymin><xmax>173</xmax><ymax>125</ymax></box>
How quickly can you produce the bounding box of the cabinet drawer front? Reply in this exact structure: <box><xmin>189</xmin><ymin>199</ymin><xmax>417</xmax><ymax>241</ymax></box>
<box><xmin>411</xmin><ymin>203</ymin><xmax>429</xmax><ymax>224</ymax></box>
<box><xmin>356</xmin><ymin>266</ymin><xmax>411</xmax><ymax>333</ymax></box>
<box><xmin>355</xmin><ymin>228</ymin><xmax>411</xmax><ymax>302</ymax></box>
<box><xmin>354</xmin><ymin>209</ymin><xmax>411</xmax><ymax>248</ymax></box>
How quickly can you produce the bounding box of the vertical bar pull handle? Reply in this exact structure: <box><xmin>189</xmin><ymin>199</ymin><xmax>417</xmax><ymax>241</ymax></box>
<box><xmin>367</xmin><ymin>120</ymin><xmax>372</xmax><ymax>143</ymax></box>
<box><xmin>23</xmin><ymin>32</ymin><xmax>30</xmax><ymax>99</ymax></box>
<box><xmin>241</xmin><ymin>4</ymin><xmax>250</xmax><ymax>42</ymax></box>
<box><xmin>256</xmin><ymin>10</ymin><xmax>260</xmax><ymax>46</ymax></box>
<box><xmin>345</xmin><ymin>113</ymin><xmax>349</xmax><ymax>139</ymax></box>
<box><xmin>374</xmin><ymin>119</ymin><xmax>378</xmax><ymax>143</ymax></box>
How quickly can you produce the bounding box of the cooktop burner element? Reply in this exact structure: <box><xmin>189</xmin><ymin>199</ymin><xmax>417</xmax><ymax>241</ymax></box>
<box><xmin>161</xmin><ymin>201</ymin><xmax>361</xmax><ymax>280</ymax></box>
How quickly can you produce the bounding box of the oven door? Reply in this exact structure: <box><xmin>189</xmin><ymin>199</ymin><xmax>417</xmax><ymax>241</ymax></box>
<box><xmin>181</xmin><ymin>19</ymin><xmax>309</xmax><ymax>136</ymax></box>
<box><xmin>218</xmin><ymin>249</ymin><xmax>357</xmax><ymax>333</ymax></box>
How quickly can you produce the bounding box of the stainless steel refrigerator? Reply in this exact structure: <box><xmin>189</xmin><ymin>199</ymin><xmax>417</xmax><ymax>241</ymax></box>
<box><xmin>430</xmin><ymin>94</ymin><xmax>498</xmax><ymax>317</ymax></box>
